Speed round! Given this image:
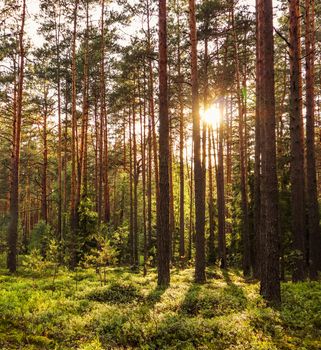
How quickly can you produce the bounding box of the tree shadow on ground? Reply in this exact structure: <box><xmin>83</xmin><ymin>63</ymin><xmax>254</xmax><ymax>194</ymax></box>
<box><xmin>179</xmin><ymin>283</ymin><xmax>202</xmax><ymax>316</ymax></box>
<box><xmin>144</xmin><ymin>285</ymin><xmax>167</xmax><ymax>308</ymax></box>
<box><xmin>222</xmin><ymin>269</ymin><xmax>248</xmax><ymax>302</ymax></box>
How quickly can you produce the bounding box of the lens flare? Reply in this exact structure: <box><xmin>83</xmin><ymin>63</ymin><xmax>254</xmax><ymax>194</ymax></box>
<box><xmin>200</xmin><ymin>104</ymin><xmax>221</xmax><ymax>128</ymax></box>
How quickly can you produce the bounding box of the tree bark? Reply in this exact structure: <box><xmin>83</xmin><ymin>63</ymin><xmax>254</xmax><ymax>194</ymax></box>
<box><xmin>289</xmin><ymin>0</ymin><xmax>306</xmax><ymax>281</ymax></box>
<box><xmin>80</xmin><ymin>0</ymin><xmax>89</xmax><ymax>198</ymax></box>
<box><xmin>7</xmin><ymin>0</ymin><xmax>26</xmax><ymax>272</ymax></box>
<box><xmin>207</xmin><ymin>127</ymin><xmax>215</xmax><ymax>265</ymax></box>
<box><xmin>253</xmin><ymin>0</ymin><xmax>261</xmax><ymax>279</ymax></box>
<box><xmin>177</xmin><ymin>0</ymin><xmax>185</xmax><ymax>266</ymax></box>
<box><xmin>305</xmin><ymin>0</ymin><xmax>320</xmax><ymax>280</ymax></box>
<box><xmin>215</xmin><ymin>105</ymin><xmax>226</xmax><ymax>269</ymax></box>
<box><xmin>70</xmin><ymin>0</ymin><xmax>78</xmax><ymax>269</ymax></box>
<box><xmin>55</xmin><ymin>0</ymin><xmax>62</xmax><ymax>241</ymax></box>
<box><xmin>157</xmin><ymin>0</ymin><xmax>170</xmax><ymax>286</ymax></box>
<box><xmin>231</xmin><ymin>2</ymin><xmax>251</xmax><ymax>276</ymax></box>
<box><xmin>258</xmin><ymin>0</ymin><xmax>281</xmax><ymax>305</ymax></box>
<box><xmin>41</xmin><ymin>85</ymin><xmax>48</xmax><ymax>224</ymax></box>
<box><xmin>132</xmin><ymin>100</ymin><xmax>139</xmax><ymax>268</ymax></box>
<box><xmin>189</xmin><ymin>0</ymin><xmax>206</xmax><ymax>283</ymax></box>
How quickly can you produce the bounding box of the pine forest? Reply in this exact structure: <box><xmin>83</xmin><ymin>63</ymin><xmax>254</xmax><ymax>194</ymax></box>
<box><xmin>1</xmin><ymin>0</ymin><xmax>321</xmax><ymax>348</ymax></box>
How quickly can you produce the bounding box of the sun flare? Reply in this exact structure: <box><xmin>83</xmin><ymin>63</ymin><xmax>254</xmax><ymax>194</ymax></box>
<box><xmin>200</xmin><ymin>104</ymin><xmax>221</xmax><ymax>128</ymax></box>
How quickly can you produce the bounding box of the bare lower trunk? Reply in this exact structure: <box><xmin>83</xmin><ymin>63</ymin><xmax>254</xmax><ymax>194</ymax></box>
<box><xmin>157</xmin><ymin>0</ymin><xmax>170</xmax><ymax>286</ymax></box>
<box><xmin>189</xmin><ymin>0</ymin><xmax>206</xmax><ymax>283</ymax></box>
<box><xmin>7</xmin><ymin>0</ymin><xmax>26</xmax><ymax>272</ymax></box>
<box><xmin>258</xmin><ymin>0</ymin><xmax>281</xmax><ymax>305</ymax></box>
<box><xmin>289</xmin><ymin>0</ymin><xmax>306</xmax><ymax>282</ymax></box>
<box><xmin>305</xmin><ymin>0</ymin><xmax>320</xmax><ymax>280</ymax></box>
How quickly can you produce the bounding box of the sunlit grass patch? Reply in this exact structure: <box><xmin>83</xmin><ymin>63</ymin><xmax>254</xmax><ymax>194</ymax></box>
<box><xmin>1</xmin><ymin>267</ymin><xmax>321</xmax><ymax>349</ymax></box>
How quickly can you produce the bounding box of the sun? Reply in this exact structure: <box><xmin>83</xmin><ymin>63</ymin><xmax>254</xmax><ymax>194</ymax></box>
<box><xmin>200</xmin><ymin>104</ymin><xmax>221</xmax><ymax>129</ymax></box>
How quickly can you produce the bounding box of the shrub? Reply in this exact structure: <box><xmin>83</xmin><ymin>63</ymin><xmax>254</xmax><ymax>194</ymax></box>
<box><xmin>29</xmin><ymin>220</ymin><xmax>52</xmax><ymax>255</ymax></box>
<box><xmin>86</xmin><ymin>282</ymin><xmax>142</xmax><ymax>304</ymax></box>
<box><xmin>180</xmin><ymin>284</ymin><xmax>247</xmax><ymax>318</ymax></box>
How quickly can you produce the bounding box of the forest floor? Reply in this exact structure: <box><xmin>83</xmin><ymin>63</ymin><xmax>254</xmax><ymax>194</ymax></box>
<box><xmin>1</xmin><ymin>263</ymin><xmax>321</xmax><ymax>350</ymax></box>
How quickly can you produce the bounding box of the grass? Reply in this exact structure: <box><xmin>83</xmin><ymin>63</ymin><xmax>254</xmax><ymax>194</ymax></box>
<box><xmin>0</xmin><ymin>266</ymin><xmax>321</xmax><ymax>349</ymax></box>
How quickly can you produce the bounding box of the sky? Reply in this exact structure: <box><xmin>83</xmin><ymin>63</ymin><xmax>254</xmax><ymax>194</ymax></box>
<box><xmin>23</xmin><ymin>0</ymin><xmax>277</xmax><ymax>49</ymax></box>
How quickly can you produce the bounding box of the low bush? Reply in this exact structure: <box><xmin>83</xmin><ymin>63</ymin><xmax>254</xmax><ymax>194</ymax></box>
<box><xmin>85</xmin><ymin>282</ymin><xmax>142</xmax><ymax>303</ymax></box>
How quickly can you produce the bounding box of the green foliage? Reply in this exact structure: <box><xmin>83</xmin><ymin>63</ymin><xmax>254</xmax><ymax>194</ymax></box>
<box><xmin>86</xmin><ymin>282</ymin><xmax>142</xmax><ymax>303</ymax></box>
<box><xmin>78</xmin><ymin>197</ymin><xmax>99</xmax><ymax>259</ymax></box>
<box><xmin>0</xmin><ymin>215</ymin><xmax>9</xmax><ymax>253</ymax></box>
<box><xmin>105</xmin><ymin>223</ymin><xmax>130</xmax><ymax>264</ymax></box>
<box><xmin>180</xmin><ymin>283</ymin><xmax>247</xmax><ymax>318</ymax></box>
<box><xmin>78</xmin><ymin>197</ymin><xmax>98</xmax><ymax>238</ymax></box>
<box><xmin>46</xmin><ymin>239</ymin><xmax>60</xmax><ymax>266</ymax></box>
<box><xmin>1</xmin><ymin>268</ymin><xmax>321</xmax><ymax>349</ymax></box>
<box><xmin>84</xmin><ymin>238</ymin><xmax>117</xmax><ymax>267</ymax></box>
<box><xmin>29</xmin><ymin>220</ymin><xmax>52</xmax><ymax>255</ymax></box>
<box><xmin>21</xmin><ymin>249</ymin><xmax>48</xmax><ymax>274</ymax></box>
<box><xmin>83</xmin><ymin>237</ymin><xmax>118</xmax><ymax>284</ymax></box>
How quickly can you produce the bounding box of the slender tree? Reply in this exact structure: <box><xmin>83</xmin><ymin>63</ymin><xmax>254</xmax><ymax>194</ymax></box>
<box><xmin>215</xmin><ymin>104</ymin><xmax>226</xmax><ymax>269</ymax></box>
<box><xmin>157</xmin><ymin>0</ymin><xmax>170</xmax><ymax>286</ymax></box>
<box><xmin>41</xmin><ymin>84</ymin><xmax>49</xmax><ymax>224</ymax></box>
<box><xmin>7</xmin><ymin>0</ymin><xmax>26</xmax><ymax>272</ymax></box>
<box><xmin>305</xmin><ymin>0</ymin><xmax>320</xmax><ymax>280</ymax></box>
<box><xmin>189</xmin><ymin>0</ymin><xmax>206</xmax><ymax>283</ymax></box>
<box><xmin>289</xmin><ymin>0</ymin><xmax>306</xmax><ymax>281</ymax></box>
<box><xmin>253</xmin><ymin>0</ymin><xmax>261</xmax><ymax>279</ymax></box>
<box><xmin>231</xmin><ymin>2</ymin><xmax>251</xmax><ymax>276</ymax></box>
<box><xmin>177</xmin><ymin>0</ymin><xmax>185</xmax><ymax>266</ymax></box>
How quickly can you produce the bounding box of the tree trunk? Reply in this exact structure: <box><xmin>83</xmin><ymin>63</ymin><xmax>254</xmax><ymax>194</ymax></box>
<box><xmin>7</xmin><ymin>0</ymin><xmax>26</xmax><ymax>272</ymax></box>
<box><xmin>147</xmin><ymin>110</ymin><xmax>153</xmax><ymax>251</ymax></box>
<box><xmin>258</xmin><ymin>0</ymin><xmax>281</xmax><ymax>305</ymax></box>
<box><xmin>207</xmin><ymin>127</ymin><xmax>215</xmax><ymax>265</ymax></box>
<box><xmin>147</xmin><ymin>0</ymin><xmax>160</xmax><ymax>243</ymax></box>
<box><xmin>169</xmin><ymin>119</ymin><xmax>175</xmax><ymax>263</ymax></box>
<box><xmin>80</xmin><ymin>0</ymin><xmax>89</xmax><ymax>198</ymax></box>
<box><xmin>157</xmin><ymin>0</ymin><xmax>170</xmax><ymax>286</ymax></box>
<box><xmin>141</xmin><ymin>74</ymin><xmax>147</xmax><ymax>275</ymax></box>
<box><xmin>289</xmin><ymin>0</ymin><xmax>306</xmax><ymax>281</ymax></box>
<box><xmin>231</xmin><ymin>2</ymin><xmax>251</xmax><ymax>276</ymax></box>
<box><xmin>41</xmin><ymin>85</ymin><xmax>48</xmax><ymax>224</ymax></box>
<box><xmin>55</xmin><ymin>1</ymin><xmax>62</xmax><ymax>241</ymax></box>
<box><xmin>187</xmin><ymin>141</ymin><xmax>193</xmax><ymax>261</ymax></box>
<box><xmin>189</xmin><ymin>0</ymin><xmax>206</xmax><ymax>283</ymax></box>
<box><xmin>305</xmin><ymin>0</ymin><xmax>320</xmax><ymax>280</ymax></box>
<box><xmin>215</xmin><ymin>105</ymin><xmax>226</xmax><ymax>269</ymax></box>
<box><xmin>253</xmin><ymin>0</ymin><xmax>261</xmax><ymax>279</ymax></box>
<box><xmin>177</xmin><ymin>1</ymin><xmax>185</xmax><ymax>266</ymax></box>
<box><xmin>70</xmin><ymin>0</ymin><xmax>78</xmax><ymax>269</ymax></box>
<box><xmin>128</xmin><ymin>110</ymin><xmax>134</xmax><ymax>266</ymax></box>
<box><xmin>132</xmin><ymin>100</ymin><xmax>139</xmax><ymax>268</ymax></box>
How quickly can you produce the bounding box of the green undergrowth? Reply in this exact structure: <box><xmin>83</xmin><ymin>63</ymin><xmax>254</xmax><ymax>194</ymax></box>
<box><xmin>1</xmin><ymin>266</ymin><xmax>321</xmax><ymax>349</ymax></box>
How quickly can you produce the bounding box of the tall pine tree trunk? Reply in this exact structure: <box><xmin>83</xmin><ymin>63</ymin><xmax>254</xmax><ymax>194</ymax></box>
<box><xmin>70</xmin><ymin>0</ymin><xmax>78</xmax><ymax>269</ymax></box>
<box><xmin>55</xmin><ymin>1</ymin><xmax>62</xmax><ymax>241</ymax></box>
<box><xmin>215</xmin><ymin>105</ymin><xmax>226</xmax><ymax>269</ymax></box>
<box><xmin>41</xmin><ymin>85</ymin><xmax>48</xmax><ymax>224</ymax></box>
<box><xmin>231</xmin><ymin>2</ymin><xmax>251</xmax><ymax>276</ymax></box>
<box><xmin>157</xmin><ymin>0</ymin><xmax>170</xmax><ymax>286</ymax></box>
<box><xmin>7</xmin><ymin>0</ymin><xmax>26</xmax><ymax>272</ymax></box>
<box><xmin>253</xmin><ymin>0</ymin><xmax>262</xmax><ymax>279</ymax></box>
<box><xmin>189</xmin><ymin>0</ymin><xmax>206</xmax><ymax>283</ymax></box>
<box><xmin>177</xmin><ymin>3</ymin><xmax>185</xmax><ymax>266</ymax></box>
<box><xmin>132</xmin><ymin>101</ymin><xmax>138</xmax><ymax>268</ymax></box>
<box><xmin>258</xmin><ymin>0</ymin><xmax>281</xmax><ymax>305</ymax></box>
<box><xmin>289</xmin><ymin>0</ymin><xmax>306</xmax><ymax>282</ymax></box>
<box><xmin>305</xmin><ymin>0</ymin><xmax>320</xmax><ymax>280</ymax></box>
